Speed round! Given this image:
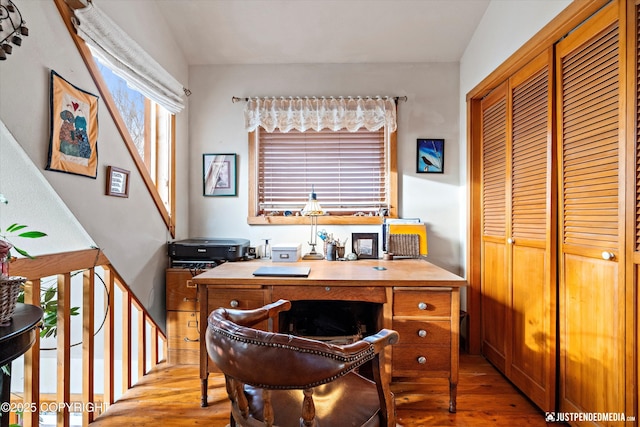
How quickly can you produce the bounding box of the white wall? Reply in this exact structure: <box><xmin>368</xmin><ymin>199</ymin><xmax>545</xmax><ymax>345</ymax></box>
<box><xmin>0</xmin><ymin>0</ymin><xmax>573</xmax><ymax>329</ymax></box>
<box><xmin>0</xmin><ymin>1</ymin><xmax>189</xmax><ymax>327</ymax></box>
<box><xmin>188</xmin><ymin>63</ymin><xmax>463</xmax><ymax>274</ymax></box>
<box><xmin>0</xmin><ymin>120</ymin><xmax>95</xmax><ymax>255</ymax></box>
<box><xmin>458</xmin><ymin>0</ymin><xmax>571</xmax><ymax>275</ymax></box>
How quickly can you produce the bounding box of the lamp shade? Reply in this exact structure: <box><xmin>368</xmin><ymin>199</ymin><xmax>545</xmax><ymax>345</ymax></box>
<box><xmin>302</xmin><ymin>190</ymin><xmax>323</xmax><ymax>216</ymax></box>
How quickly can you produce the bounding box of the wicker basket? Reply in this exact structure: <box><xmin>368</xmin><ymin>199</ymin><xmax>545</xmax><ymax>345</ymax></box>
<box><xmin>0</xmin><ymin>276</ymin><xmax>25</xmax><ymax>326</ymax></box>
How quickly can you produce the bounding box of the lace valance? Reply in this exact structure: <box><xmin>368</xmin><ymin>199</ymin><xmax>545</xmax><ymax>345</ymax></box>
<box><xmin>244</xmin><ymin>96</ymin><xmax>397</xmax><ymax>133</ymax></box>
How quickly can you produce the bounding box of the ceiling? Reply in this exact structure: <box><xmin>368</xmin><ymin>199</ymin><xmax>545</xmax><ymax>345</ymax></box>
<box><xmin>153</xmin><ymin>0</ymin><xmax>491</xmax><ymax>66</ymax></box>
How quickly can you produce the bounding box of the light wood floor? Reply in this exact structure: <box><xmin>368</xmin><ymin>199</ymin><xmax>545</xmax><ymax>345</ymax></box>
<box><xmin>90</xmin><ymin>354</ymin><xmax>555</xmax><ymax>427</ymax></box>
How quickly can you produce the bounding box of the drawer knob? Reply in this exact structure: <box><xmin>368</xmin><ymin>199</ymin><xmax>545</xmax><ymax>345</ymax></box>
<box><xmin>417</xmin><ymin>356</ymin><xmax>427</xmax><ymax>364</ymax></box>
<box><xmin>230</xmin><ymin>299</ymin><xmax>239</xmax><ymax>308</ymax></box>
<box><xmin>418</xmin><ymin>329</ymin><xmax>427</xmax><ymax>338</ymax></box>
<box><xmin>418</xmin><ymin>302</ymin><xmax>428</xmax><ymax>310</ymax></box>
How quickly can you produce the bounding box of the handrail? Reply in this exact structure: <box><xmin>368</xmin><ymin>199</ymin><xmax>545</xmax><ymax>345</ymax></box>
<box><xmin>8</xmin><ymin>248</ymin><xmax>167</xmax><ymax>426</ymax></box>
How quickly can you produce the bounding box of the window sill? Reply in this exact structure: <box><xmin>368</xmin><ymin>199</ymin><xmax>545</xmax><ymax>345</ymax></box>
<box><xmin>247</xmin><ymin>215</ymin><xmax>387</xmax><ymax>225</ymax></box>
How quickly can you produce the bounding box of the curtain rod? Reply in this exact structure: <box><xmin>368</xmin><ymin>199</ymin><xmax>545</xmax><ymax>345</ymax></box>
<box><xmin>231</xmin><ymin>96</ymin><xmax>408</xmax><ymax>103</ymax></box>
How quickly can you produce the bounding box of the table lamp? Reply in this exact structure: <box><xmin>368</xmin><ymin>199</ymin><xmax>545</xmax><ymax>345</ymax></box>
<box><xmin>301</xmin><ymin>186</ymin><xmax>324</xmax><ymax>260</ymax></box>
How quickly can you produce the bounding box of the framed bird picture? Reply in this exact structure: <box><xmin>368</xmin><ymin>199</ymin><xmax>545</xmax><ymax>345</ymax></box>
<box><xmin>417</xmin><ymin>138</ymin><xmax>444</xmax><ymax>173</ymax></box>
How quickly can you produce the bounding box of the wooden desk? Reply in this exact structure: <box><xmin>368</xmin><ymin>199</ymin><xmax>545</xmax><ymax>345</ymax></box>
<box><xmin>193</xmin><ymin>258</ymin><xmax>466</xmax><ymax>412</ymax></box>
<box><xmin>0</xmin><ymin>303</ymin><xmax>43</xmax><ymax>427</ymax></box>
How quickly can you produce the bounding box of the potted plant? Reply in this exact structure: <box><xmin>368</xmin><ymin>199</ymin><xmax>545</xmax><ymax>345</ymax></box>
<box><xmin>0</xmin><ymin>193</ymin><xmax>77</xmax><ymax>337</ymax></box>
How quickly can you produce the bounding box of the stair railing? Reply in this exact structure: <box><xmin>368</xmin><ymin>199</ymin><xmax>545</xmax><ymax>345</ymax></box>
<box><xmin>8</xmin><ymin>248</ymin><xmax>167</xmax><ymax>427</ymax></box>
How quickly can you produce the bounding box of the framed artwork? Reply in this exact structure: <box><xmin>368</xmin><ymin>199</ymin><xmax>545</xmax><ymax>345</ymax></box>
<box><xmin>203</xmin><ymin>153</ymin><xmax>237</xmax><ymax>196</ymax></box>
<box><xmin>106</xmin><ymin>166</ymin><xmax>130</xmax><ymax>198</ymax></box>
<box><xmin>352</xmin><ymin>233</ymin><xmax>379</xmax><ymax>259</ymax></box>
<box><xmin>417</xmin><ymin>138</ymin><xmax>444</xmax><ymax>174</ymax></box>
<box><xmin>46</xmin><ymin>70</ymin><xmax>99</xmax><ymax>178</ymax></box>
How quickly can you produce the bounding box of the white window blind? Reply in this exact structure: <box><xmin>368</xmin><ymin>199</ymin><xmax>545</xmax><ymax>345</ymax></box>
<box><xmin>258</xmin><ymin>128</ymin><xmax>388</xmax><ymax>215</ymax></box>
<box><xmin>73</xmin><ymin>1</ymin><xmax>186</xmax><ymax>114</ymax></box>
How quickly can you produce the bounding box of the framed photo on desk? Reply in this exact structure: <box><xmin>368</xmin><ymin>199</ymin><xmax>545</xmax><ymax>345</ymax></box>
<box><xmin>352</xmin><ymin>233</ymin><xmax>378</xmax><ymax>259</ymax></box>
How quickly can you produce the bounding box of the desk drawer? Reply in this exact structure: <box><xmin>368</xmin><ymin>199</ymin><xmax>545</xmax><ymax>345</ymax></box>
<box><xmin>207</xmin><ymin>289</ymin><xmax>266</xmax><ymax>311</ymax></box>
<box><xmin>167</xmin><ymin>311</ymin><xmax>200</xmax><ymax>351</ymax></box>
<box><xmin>393</xmin><ymin>290</ymin><xmax>451</xmax><ymax>317</ymax></box>
<box><xmin>392</xmin><ymin>320</ymin><xmax>450</xmax><ymax>345</ymax></box>
<box><xmin>166</xmin><ymin>270</ymin><xmax>201</xmax><ymax>311</ymax></box>
<box><xmin>272</xmin><ymin>286</ymin><xmax>387</xmax><ymax>303</ymax></box>
<box><xmin>166</xmin><ymin>280</ymin><xmax>199</xmax><ymax>311</ymax></box>
<box><xmin>392</xmin><ymin>345</ymin><xmax>450</xmax><ymax>375</ymax></box>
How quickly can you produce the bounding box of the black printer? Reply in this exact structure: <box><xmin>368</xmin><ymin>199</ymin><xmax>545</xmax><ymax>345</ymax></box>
<box><xmin>168</xmin><ymin>238</ymin><xmax>250</xmax><ymax>267</ymax></box>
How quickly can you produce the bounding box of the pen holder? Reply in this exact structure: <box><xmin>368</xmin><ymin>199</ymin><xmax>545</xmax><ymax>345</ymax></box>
<box><xmin>325</xmin><ymin>243</ymin><xmax>337</xmax><ymax>261</ymax></box>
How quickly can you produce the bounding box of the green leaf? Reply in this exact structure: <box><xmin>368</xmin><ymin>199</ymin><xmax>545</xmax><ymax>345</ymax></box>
<box><xmin>44</xmin><ymin>287</ymin><xmax>56</xmax><ymax>302</ymax></box>
<box><xmin>17</xmin><ymin>231</ymin><xmax>47</xmax><ymax>239</ymax></box>
<box><xmin>12</xmin><ymin>246</ymin><xmax>34</xmax><ymax>258</ymax></box>
<box><xmin>6</xmin><ymin>223</ymin><xmax>26</xmax><ymax>232</ymax></box>
<box><xmin>42</xmin><ymin>327</ymin><xmax>56</xmax><ymax>338</ymax></box>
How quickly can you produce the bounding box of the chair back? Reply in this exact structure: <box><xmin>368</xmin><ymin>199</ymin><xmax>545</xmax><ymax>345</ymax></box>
<box><xmin>205</xmin><ymin>299</ymin><xmax>399</xmax><ymax>427</ymax></box>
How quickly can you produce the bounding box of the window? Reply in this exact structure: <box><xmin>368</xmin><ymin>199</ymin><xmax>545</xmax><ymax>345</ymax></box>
<box><xmin>96</xmin><ymin>63</ymin><xmax>176</xmax><ymax>225</ymax></box>
<box><xmin>249</xmin><ymin>126</ymin><xmax>397</xmax><ymax>225</ymax></box>
<box><xmin>60</xmin><ymin>0</ymin><xmax>186</xmax><ymax>237</ymax></box>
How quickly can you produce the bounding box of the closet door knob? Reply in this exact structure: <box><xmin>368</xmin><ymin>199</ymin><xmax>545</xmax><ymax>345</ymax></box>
<box><xmin>507</xmin><ymin>238</ymin><xmax>514</xmax><ymax>244</ymax></box>
<box><xmin>601</xmin><ymin>251</ymin><xmax>615</xmax><ymax>261</ymax></box>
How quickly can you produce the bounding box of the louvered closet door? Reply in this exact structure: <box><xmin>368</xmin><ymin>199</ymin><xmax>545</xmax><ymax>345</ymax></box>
<box><xmin>635</xmin><ymin>1</ymin><xmax>640</xmax><ymax>421</ymax></box>
<box><xmin>556</xmin><ymin>2</ymin><xmax>625</xmax><ymax>422</ymax></box>
<box><xmin>507</xmin><ymin>49</ymin><xmax>555</xmax><ymax>412</ymax></box>
<box><xmin>480</xmin><ymin>82</ymin><xmax>509</xmax><ymax>373</ymax></box>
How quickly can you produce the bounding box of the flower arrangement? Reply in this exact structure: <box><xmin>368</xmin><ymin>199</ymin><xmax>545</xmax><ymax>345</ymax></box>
<box><xmin>317</xmin><ymin>229</ymin><xmax>348</xmax><ymax>247</ymax></box>
<box><xmin>317</xmin><ymin>230</ymin><xmax>349</xmax><ymax>259</ymax></box>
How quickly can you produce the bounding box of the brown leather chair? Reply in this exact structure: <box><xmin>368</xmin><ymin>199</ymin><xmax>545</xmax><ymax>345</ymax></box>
<box><xmin>205</xmin><ymin>299</ymin><xmax>399</xmax><ymax>427</ymax></box>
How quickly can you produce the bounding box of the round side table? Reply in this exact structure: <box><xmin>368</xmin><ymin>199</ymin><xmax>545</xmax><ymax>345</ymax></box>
<box><xmin>0</xmin><ymin>303</ymin><xmax>43</xmax><ymax>427</ymax></box>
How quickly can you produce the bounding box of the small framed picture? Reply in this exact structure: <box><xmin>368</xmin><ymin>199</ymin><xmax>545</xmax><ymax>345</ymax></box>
<box><xmin>417</xmin><ymin>138</ymin><xmax>444</xmax><ymax>173</ymax></box>
<box><xmin>203</xmin><ymin>153</ymin><xmax>237</xmax><ymax>196</ymax></box>
<box><xmin>352</xmin><ymin>233</ymin><xmax>379</xmax><ymax>259</ymax></box>
<box><xmin>106</xmin><ymin>166</ymin><xmax>130</xmax><ymax>198</ymax></box>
